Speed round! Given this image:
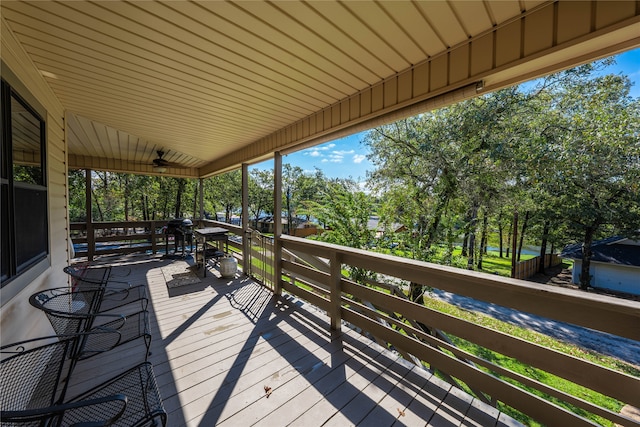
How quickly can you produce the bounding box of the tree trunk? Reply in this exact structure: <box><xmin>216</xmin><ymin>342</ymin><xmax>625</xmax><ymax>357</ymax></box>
<box><xmin>424</xmin><ymin>195</ymin><xmax>449</xmax><ymax>253</ymax></box>
<box><xmin>92</xmin><ymin>190</ymin><xmax>104</xmax><ymax>221</ymax></box>
<box><xmin>461</xmin><ymin>232</ymin><xmax>469</xmax><ymax>257</ymax></box>
<box><xmin>162</xmin><ymin>194</ymin><xmax>168</xmax><ymax>219</ymax></box>
<box><xmin>466</xmin><ymin>205</ymin><xmax>478</xmax><ymax>269</ymax></box>
<box><xmin>517</xmin><ymin>210</ymin><xmax>530</xmax><ymax>262</ymax></box>
<box><xmin>123</xmin><ymin>176</ymin><xmax>130</xmax><ymax>235</ymax></box>
<box><xmin>477</xmin><ymin>210</ymin><xmax>488</xmax><ymax>270</ymax></box>
<box><xmin>498</xmin><ymin>217</ymin><xmax>504</xmax><ymax>258</ymax></box>
<box><xmin>506</xmin><ymin>218</ymin><xmax>512</xmax><ymax>258</ymax></box>
<box><xmin>286</xmin><ymin>187</ymin><xmax>292</xmax><ymax>236</ymax></box>
<box><xmin>174</xmin><ymin>179</ymin><xmax>185</xmax><ymax>218</ymax></box>
<box><xmin>142</xmin><ymin>194</ymin><xmax>148</xmax><ymax>221</ymax></box>
<box><xmin>193</xmin><ymin>183</ymin><xmax>198</xmax><ymax>219</ymax></box>
<box><xmin>538</xmin><ymin>221</ymin><xmax>550</xmax><ymax>274</ymax></box>
<box><xmin>409</xmin><ymin>282</ymin><xmax>424</xmax><ymax>305</ymax></box>
<box><xmin>580</xmin><ymin>226</ymin><xmax>596</xmax><ymax>290</ymax></box>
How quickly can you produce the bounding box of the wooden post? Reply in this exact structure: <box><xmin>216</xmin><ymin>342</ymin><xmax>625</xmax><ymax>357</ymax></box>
<box><xmin>198</xmin><ymin>178</ymin><xmax>204</xmax><ymax>227</ymax></box>
<box><xmin>85</xmin><ymin>168</ymin><xmax>94</xmax><ymax>261</ymax></box>
<box><xmin>150</xmin><ymin>220</ymin><xmax>157</xmax><ymax>254</ymax></box>
<box><xmin>329</xmin><ymin>251</ymin><xmax>342</xmax><ymax>332</ymax></box>
<box><xmin>273</xmin><ymin>153</ymin><xmax>283</xmax><ymax>295</ymax></box>
<box><xmin>242</xmin><ymin>163</ymin><xmax>250</xmax><ymax>275</ymax></box>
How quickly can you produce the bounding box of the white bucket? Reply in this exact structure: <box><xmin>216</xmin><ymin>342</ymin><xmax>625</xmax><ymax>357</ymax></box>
<box><xmin>219</xmin><ymin>255</ymin><xmax>238</xmax><ymax>278</ymax></box>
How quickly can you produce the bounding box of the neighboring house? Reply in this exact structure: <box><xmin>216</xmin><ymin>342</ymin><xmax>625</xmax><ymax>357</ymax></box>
<box><xmin>367</xmin><ymin>216</ymin><xmax>407</xmax><ymax>239</ymax></box>
<box><xmin>257</xmin><ymin>216</ymin><xmax>291</xmax><ymax>235</ymax></box>
<box><xmin>293</xmin><ymin>222</ymin><xmax>323</xmax><ymax>238</ymax></box>
<box><xmin>561</xmin><ymin>237</ymin><xmax>640</xmax><ymax>295</ymax></box>
<box><xmin>215</xmin><ymin>213</ymin><xmax>241</xmax><ymax>226</ymax></box>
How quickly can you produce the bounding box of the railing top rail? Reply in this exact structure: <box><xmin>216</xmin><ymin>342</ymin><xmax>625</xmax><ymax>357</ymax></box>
<box><xmin>71</xmin><ymin>220</ymin><xmax>169</xmax><ymax>228</ymax></box>
<box><xmin>198</xmin><ymin>219</ymin><xmax>243</xmax><ymax>234</ymax></box>
<box><xmin>280</xmin><ymin>235</ymin><xmax>640</xmax><ymax>341</ymax></box>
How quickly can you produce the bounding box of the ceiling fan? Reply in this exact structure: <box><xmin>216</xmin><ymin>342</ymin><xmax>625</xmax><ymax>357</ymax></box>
<box><xmin>151</xmin><ymin>150</ymin><xmax>182</xmax><ymax>172</ymax></box>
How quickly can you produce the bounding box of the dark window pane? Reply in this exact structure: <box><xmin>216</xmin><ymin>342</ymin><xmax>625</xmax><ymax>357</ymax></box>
<box><xmin>1</xmin><ymin>80</ymin><xmax>48</xmax><ymax>287</ymax></box>
<box><xmin>11</xmin><ymin>96</ymin><xmax>42</xmax><ymax>185</ymax></box>
<box><xmin>1</xmin><ymin>184</ymin><xmax>10</xmax><ymax>284</ymax></box>
<box><xmin>14</xmin><ymin>186</ymin><xmax>48</xmax><ymax>272</ymax></box>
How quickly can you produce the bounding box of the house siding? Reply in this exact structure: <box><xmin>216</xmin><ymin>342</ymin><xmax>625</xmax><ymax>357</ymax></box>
<box><xmin>1</xmin><ymin>17</ymin><xmax>69</xmax><ymax>344</ymax></box>
<box><xmin>572</xmin><ymin>260</ymin><xmax>640</xmax><ymax>296</ymax></box>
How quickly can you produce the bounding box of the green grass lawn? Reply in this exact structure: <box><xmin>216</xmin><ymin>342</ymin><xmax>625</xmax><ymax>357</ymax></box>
<box><xmin>379</xmin><ymin>245</ymin><xmax>534</xmax><ymax>277</ymax></box>
<box><xmin>422</xmin><ymin>297</ymin><xmax>638</xmax><ymax>426</ymax></box>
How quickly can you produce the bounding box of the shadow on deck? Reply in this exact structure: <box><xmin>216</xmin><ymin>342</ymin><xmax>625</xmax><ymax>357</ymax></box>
<box><xmin>67</xmin><ymin>254</ymin><xmax>522</xmax><ymax>427</ymax></box>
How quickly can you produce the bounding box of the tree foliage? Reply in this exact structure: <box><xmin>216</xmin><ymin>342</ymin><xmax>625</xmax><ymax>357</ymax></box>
<box><xmin>363</xmin><ymin>58</ymin><xmax>640</xmax><ymax>287</ymax></box>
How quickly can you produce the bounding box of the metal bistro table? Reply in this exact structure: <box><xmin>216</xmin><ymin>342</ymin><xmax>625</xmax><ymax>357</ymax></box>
<box><xmin>194</xmin><ymin>227</ymin><xmax>229</xmax><ymax>277</ymax></box>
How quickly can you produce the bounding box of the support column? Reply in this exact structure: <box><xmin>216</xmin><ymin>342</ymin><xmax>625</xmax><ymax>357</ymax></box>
<box><xmin>242</xmin><ymin>163</ymin><xmax>250</xmax><ymax>275</ymax></box>
<box><xmin>199</xmin><ymin>178</ymin><xmax>204</xmax><ymax>226</ymax></box>
<box><xmin>85</xmin><ymin>168</ymin><xmax>94</xmax><ymax>262</ymax></box>
<box><xmin>273</xmin><ymin>152</ymin><xmax>283</xmax><ymax>295</ymax></box>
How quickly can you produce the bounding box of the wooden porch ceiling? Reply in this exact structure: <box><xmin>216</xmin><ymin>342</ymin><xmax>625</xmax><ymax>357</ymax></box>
<box><xmin>1</xmin><ymin>1</ymin><xmax>639</xmax><ymax>177</ymax></box>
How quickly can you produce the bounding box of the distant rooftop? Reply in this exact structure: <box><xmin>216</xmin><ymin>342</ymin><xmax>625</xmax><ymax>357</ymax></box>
<box><xmin>561</xmin><ymin>237</ymin><xmax>640</xmax><ymax>267</ymax></box>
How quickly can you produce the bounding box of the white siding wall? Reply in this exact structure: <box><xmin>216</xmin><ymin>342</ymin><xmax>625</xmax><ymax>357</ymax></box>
<box><xmin>1</xmin><ymin>17</ymin><xmax>69</xmax><ymax>345</ymax></box>
<box><xmin>572</xmin><ymin>260</ymin><xmax>640</xmax><ymax>296</ymax></box>
<box><xmin>592</xmin><ymin>263</ymin><xmax>640</xmax><ymax>295</ymax></box>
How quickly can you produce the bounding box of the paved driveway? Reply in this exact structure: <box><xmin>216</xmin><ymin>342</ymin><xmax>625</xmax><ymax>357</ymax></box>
<box><xmin>427</xmin><ymin>289</ymin><xmax>640</xmax><ymax>367</ymax></box>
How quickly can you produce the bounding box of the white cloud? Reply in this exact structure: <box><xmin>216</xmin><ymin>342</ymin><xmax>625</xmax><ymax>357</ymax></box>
<box><xmin>353</xmin><ymin>154</ymin><xmax>366</xmax><ymax>164</ymax></box>
<box><xmin>302</xmin><ymin>143</ymin><xmax>338</xmax><ymax>158</ymax></box>
<box><xmin>332</xmin><ymin>149</ymin><xmax>355</xmax><ymax>156</ymax></box>
<box><xmin>327</xmin><ymin>153</ymin><xmax>344</xmax><ymax>163</ymax></box>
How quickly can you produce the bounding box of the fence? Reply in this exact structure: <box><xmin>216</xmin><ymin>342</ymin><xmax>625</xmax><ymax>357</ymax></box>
<box><xmin>513</xmin><ymin>253</ymin><xmax>563</xmax><ymax>280</ymax></box>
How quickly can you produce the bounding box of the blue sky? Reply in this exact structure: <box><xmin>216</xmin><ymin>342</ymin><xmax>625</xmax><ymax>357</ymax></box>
<box><xmin>254</xmin><ymin>48</ymin><xmax>640</xmax><ymax>181</ymax></box>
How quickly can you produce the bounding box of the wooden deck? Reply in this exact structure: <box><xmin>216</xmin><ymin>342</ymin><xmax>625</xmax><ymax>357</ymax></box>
<box><xmin>67</xmin><ymin>254</ymin><xmax>523</xmax><ymax>427</ymax></box>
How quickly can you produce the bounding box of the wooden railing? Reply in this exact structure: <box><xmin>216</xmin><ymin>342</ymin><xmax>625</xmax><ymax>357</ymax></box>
<box><xmin>277</xmin><ymin>235</ymin><xmax>640</xmax><ymax>427</ymax></box>
<box><xmin>70</xmin><ymin>221</ymin><xmax>640</xmax><ymax>424</ymax></box>
<box><xmin>70</xmin><ymin>220</ymin><xmax>169</xmax><ymax>260</ymax></box>
<box><xmin>70</xmin><ymin>219</ymin><xmax>245</xmax><ymax>261</ymax></box>
<box><xmin>514</xmin><ymin>253</ymin><xmax>563</xmax><ymax>280</ymax></box>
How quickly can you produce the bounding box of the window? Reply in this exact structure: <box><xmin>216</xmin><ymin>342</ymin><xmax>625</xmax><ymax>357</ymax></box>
<box><xmin>1</xmin><ymin>78</ymin><xmax>48</xmax><ymax>287</ymax></box>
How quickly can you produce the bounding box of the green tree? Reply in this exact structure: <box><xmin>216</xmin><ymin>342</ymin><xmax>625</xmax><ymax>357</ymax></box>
<box><xmin>248</xmin><ymin>168</ymin><xmax>273</xmax><ymax>228</ymax></box>
<box><xmin>302</xmin><ymin>180</ymin><xmax>376</xmax><ymax>283</ymax></box>
<box><xmin>68</xmin><ymin>169</ymin><xmax>87</xmax><ymax>222</ymax></box>
<box><xmin>527</xmin><ymin>69</ymin><xmax>640</xmax><ymax>288</ymax></box>
<box><xmin>365</xmin><ymin>88</ymin><xmax>526</xmax><ymax>267</ymax></box>
<box><xmin>207</xmin><ymin>170</ymin><xmax>242</xmax><ymax>222</ymax></box>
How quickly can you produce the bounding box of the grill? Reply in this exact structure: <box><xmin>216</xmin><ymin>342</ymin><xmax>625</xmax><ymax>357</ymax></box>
<box><xmin>164</xmin><ymin>218</ymin><xmax>193</xmax><ymax>257</ymax></box>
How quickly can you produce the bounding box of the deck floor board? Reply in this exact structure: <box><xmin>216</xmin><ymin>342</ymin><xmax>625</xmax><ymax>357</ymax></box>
<box><xmin>65</xmin><ymin>254</ymin><xmax>521</xmax><ymax>426</ymax></box>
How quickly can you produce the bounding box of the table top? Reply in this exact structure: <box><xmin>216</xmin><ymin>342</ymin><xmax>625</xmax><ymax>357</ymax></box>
<box><xmin>193</xmin><ymin>227</ymin><xmax>229</xmax><ymax>237</ymax></box>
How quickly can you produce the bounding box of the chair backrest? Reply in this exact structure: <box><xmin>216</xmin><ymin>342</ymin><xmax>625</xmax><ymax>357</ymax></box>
<box><xmin>29</xmin><ymin>288</ymin><xmax>102</xmax><ymax>336</ymax></box>
<box><xmin>64</xmin><ymin>265</ymin><xmax>111</xmax><ymax>289</ymax></box>
<box><xmin>1</xmin><ymin>336</ymin><xmax>75</xmax><ymax>415</ymax></box>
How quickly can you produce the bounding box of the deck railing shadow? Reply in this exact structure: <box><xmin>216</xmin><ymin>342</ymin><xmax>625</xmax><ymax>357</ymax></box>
<box><xmin>279</xmin><ymin>235</ymin><xmax>640</xmax><ymax>426</ymax></box>
<box><xmin>195</xmin><ymin>279</ymin><xmax>455</xmax><ymax>426</ymax></box>
<box><xmin>68</xmin><ymin>232</ymin><xmax>640</xmax><ymax>426</ymax></box>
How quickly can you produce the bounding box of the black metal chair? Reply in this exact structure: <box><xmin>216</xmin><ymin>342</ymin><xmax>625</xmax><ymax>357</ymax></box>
<box><xmin>29</xmin><ymin>288</ymin><xmax>151</xmax><ymax>361</ymax></box>
<box><xmin>64</xmin><ymin>265</ymin><xmax>148</xmax><ymax>313</ymax></box>
<box><xmin>63</xmin><ymin>264</ymin><xmax>113</xmax><ymax>285</ymax></box>
<box><xmin>1</xmin><ymin>334</ymin><xmax>166</xmax><ymax>427</ymax></box>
